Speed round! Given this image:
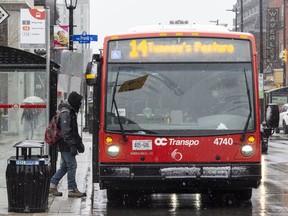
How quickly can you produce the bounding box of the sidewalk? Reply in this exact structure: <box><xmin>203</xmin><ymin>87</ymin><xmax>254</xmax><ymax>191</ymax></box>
<box><xmin>48</xmin><ymin>131</ymin><xmax>93</xmax><ymax>215</ymax></box>
<box><xmin>0</xmin><ymin>131</ymin><xmax>93</xmax><ymax>215</ymax></box>
<box><xmin>269</xmin><ymin>132</ymin><xmax>288</xmax><ymax>141</ymax></box>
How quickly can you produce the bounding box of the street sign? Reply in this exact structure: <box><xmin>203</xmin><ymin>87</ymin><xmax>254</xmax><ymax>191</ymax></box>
<box><xmin>0</xmin><ymin>6</ymin><xmax>10</xmax><ymax>24</ymax></box>
<box><xmin>72</xmin><ymin>31</ymin><xmax>98</xmax><ymax>44</ymax></box>
<box><xmin>20</xmin><ymin>9</ymin><xmax>46</xmax><ymax>49</ymax></box>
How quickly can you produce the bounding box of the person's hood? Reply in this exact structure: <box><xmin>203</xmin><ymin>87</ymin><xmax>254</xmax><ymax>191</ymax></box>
<box><xmin>68</xmin><ymin>91</ymin><xmax>83</xmax><ymax>113</ymax></box>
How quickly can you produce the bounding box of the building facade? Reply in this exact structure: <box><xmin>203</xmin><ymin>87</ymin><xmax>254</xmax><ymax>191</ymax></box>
<box><xmin>234</xmin><ymin>0</ymin><xmax>288</xmax><ymax>90</ymax></box>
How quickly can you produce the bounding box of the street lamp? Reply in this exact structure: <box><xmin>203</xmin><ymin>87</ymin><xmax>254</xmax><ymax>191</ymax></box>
<box><xmin>283</xmin><ymin>0</ymin><xmax>287</xmax><ymax>86</ymax></box>
<box><xmin>65</xmin><ymin>0</ymin><xmax>78</xmax><ymax>51</ymax></box>
<box><xmin>209</xmin><ymin>19</ymin><xmax>219</xmax><ymax>25</ymax></box>
<box><xmin>209</xmin><ymin>19</ymin><xmax>228</xmax><ymax>27</ymax></box>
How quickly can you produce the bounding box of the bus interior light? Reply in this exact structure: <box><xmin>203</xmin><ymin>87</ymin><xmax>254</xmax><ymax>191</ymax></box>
<box><xmin>107</xmin><ymin>145</ymin><xmax>120</xmax><ymax>158</ymax></box>
<box><xmin>241</xmin><ymin>144</ymin><xmax>254</xmax><ymax>157</ymax></box>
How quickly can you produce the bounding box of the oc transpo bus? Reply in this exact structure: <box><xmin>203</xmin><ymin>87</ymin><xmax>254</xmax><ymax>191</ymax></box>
<box><xmin>86</xmin><ymin>24</ymin><xmax>278</xmax><ymax>202</ymax></box>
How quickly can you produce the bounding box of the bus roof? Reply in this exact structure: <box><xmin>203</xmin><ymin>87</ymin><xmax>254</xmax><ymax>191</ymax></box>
<box><xmin>104</xmin><ymin>24</ymin><xmax>253</xmax><ymax>40</ymax></box>
<box><xmin>127</xmin><ymin>24</ymin><xmax>230</xmax><ymax>33</ymax></box>
<box><xmin>103</xmin><ymin>24</ymin><xmax>255</xmax><ymax>51</ymax></box>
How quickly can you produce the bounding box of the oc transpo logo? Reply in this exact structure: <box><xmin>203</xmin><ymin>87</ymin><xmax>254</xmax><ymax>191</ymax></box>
<box><xmin>154</xmin><ymin>138</ymin><xmax>168</xmax><ymax>146</ymax></box>
<box><xmin>171</xmin><ymin>149</ymin><xmax>183</xmax><ymax>161</ymax></box>
<box><xmin>155</xmin><ymin>138</ymin><xmax>183</xmax><ymax>161</ymax></box>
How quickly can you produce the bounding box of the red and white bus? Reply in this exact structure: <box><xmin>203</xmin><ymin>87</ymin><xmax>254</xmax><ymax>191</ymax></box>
<box><xmin>86</xmin><ymin>24</ymin><xmax>278</xmax><ymax>202</ymax></box>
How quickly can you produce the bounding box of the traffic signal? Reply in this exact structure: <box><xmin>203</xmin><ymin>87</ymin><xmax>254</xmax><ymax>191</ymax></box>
<box><xmin>282</xmin><ymin>49</ymin><xmax>287</xmax><ymax>62</ymax></box>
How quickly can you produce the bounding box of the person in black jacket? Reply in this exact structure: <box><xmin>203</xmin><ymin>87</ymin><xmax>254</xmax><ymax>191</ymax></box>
<box><xmin>49</xmin><ymin>91</ymin><xmax>86</xmax><ymax>198</ymax></box>
<box><xmin>21</xmin><ymin>108</ymin><xmax>35</xmax><ymax>139</ymax></box>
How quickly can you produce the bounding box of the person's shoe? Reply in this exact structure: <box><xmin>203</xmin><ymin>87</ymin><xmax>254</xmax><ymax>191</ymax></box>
<box><xmin>68</xmin><ymin>188</ymin><xmax>87</xmax><ymax>198</ymax></box>
<box><xmin>49</xmin><ymin>188</ymin><xmax>63</xmax><ymax>196</ymax></box>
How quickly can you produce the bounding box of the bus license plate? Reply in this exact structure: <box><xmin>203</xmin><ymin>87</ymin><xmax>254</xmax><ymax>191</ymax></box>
<box><xmin>132</xmin><ymin>140</ymin><xmax>152</xmax><ymax>150</ymax></box>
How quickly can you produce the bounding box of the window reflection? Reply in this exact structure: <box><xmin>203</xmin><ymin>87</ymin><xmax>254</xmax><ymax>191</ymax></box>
<box><xmin>105</xmin><ymin>63</ymin><xmax>254</xmax><ymax>136</ymax></box>
<box><xmin>0</xmin><ymin>70</ymin><xmax>47</xmax><ymax>145</ymax></box>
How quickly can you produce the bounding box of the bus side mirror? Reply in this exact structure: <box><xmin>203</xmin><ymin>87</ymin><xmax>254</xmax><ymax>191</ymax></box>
<box><xmin>86</xmin><ymin>60</ymin><xmax>101</xmax><ymax>86</ymax></box>
<box><xmin>265</xmin><ymin>103</ymin><xmax>279</xmax><ymax>128</ymax></box>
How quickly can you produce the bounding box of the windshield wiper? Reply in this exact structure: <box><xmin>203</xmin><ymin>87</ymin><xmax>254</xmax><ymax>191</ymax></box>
<box><xmin>240</xmin><ymin>69</ymin><xmax>252</xmax><ymax>141</ymax></box>
<box><xmin>111</xmin><ymin>69</ymin><xmax>128</xmax><ymax>142</ymax></box>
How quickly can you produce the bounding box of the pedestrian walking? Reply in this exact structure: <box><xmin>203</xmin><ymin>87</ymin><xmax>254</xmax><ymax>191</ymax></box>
<box><xmin>49</xmin><ymin>91</ymin><xmax>86</xmax><ymax>198</ymax></box>
<box><xmin>21</xmin><ymin>108</ymin><xmax>35</xmax><ymax>139</ymax></box>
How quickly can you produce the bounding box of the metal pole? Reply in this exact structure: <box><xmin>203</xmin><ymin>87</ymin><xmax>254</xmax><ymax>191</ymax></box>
<box><xmin>68</xmin><ymin>6</ymin><xmax>73</xmax><ymax>51</ymax></box>
<box><xmin>241</xmin><ymin>0</ymin><xmax>244</xmax><ymax>32</ymax></box>
<box><xmin>235</xmin><ymin>7</ymin><xmax>238</xmax><ymax>32</ymax></box>
<box><xmin>260</xmin><ymin>0</ymin><xmax>263</xmax><ymax>78</ymax></box>
<box><xmin>82</xmin><ymin>46</ymin><xmax>89</xmax><ymax>132</ymax></box>
<box><xmin>46</xmin><ymin>8</ymin><xmax>50</xmax><ymax>154</ymax></box>
<box><xmin>67</xmin><ymin>52</ymin><xmax>72</xmax><ymax>95</ymax></box>
<box><xmin>82</xmin><ymin>81</ymin><xmax>89</xmax><ymax>132</ymax></box>
<box><xmin>260</xmin><ymin>0</ymin><xmax>264</xmax><ymax>121</ymax></box>
<box><xmin>284</xmin><ymin>0</ymin><xmax>287</xmax><ymax>86</ymax></box>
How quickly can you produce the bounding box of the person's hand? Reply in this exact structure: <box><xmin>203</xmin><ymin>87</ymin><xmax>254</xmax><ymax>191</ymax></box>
<box><xmin>78</xmin><ymin>142</ymin><xmax>85</xmax><ymax>153</ymax></box>
<box><xmin>70</xmin><ymin>146</ymin><xmax>77</xmax><ymax>156</ymax></box>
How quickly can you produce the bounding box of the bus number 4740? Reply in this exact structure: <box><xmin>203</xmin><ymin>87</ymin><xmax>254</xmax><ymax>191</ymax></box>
<box><xmin>214</xmin><ymin>138</ymin><xmax>233</xmax><ymax>146</ymax></box>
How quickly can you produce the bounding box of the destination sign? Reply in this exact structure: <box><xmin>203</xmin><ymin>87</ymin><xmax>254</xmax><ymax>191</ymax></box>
<box><xmin>108</xmin><ymin>37</ymin><xmax>251</xmax><ymax>63</ymax></box>
<box><xmin>129</xmin><ymin>40</ymin><xmax>235</xmax><ymax>58</ymax></box>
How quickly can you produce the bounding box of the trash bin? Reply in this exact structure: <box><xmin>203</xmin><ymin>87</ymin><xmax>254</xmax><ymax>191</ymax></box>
<box><xmin>6</xmin><ymin>140</ymin><xmax>50</xmax><ymax>213</ymax></box>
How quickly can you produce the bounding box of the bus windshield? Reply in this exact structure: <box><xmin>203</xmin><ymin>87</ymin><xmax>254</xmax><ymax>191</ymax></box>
<box><xmin>105</xmin><ymin>62</ymin><xmax>255</xmax><ymax>136</ymax></box>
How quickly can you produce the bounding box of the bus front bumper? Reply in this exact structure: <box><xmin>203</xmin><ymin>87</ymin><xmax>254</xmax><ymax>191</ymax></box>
<box><xmin>99</xmin><ymin>163</ymin><xmax>261</xmax><ymax>192</ymax></box>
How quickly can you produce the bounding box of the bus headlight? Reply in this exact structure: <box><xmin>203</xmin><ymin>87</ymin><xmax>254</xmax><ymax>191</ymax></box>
<box><xmin>241</xmin><ymin>144</ymin><xmax>254</xmax><ymax>157</ymax></box>
<box><xmin>107</xmin><ymin>145</ymin><xmax>120</xmax><ymax>158</ymax></box>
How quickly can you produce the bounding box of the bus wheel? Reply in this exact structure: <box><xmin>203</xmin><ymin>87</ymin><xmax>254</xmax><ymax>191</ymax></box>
<box><xmin>234</xmin><ymin>189</ymin><xmax>252</xmax><ymax>201</ymax></box>
<box><xmin>275</xmin><ymin>127</ymin><xmax>280</xmax><ymax>133</ymax></box>
<box><xmin>106</xmin><ymin>189</ymin><xmax>125</xmax><ymax>203</ymax></box>
<box><xmin>208</xmin><ymin>190</ymin><xmax>236</xmax><ymax>206</ymax></box>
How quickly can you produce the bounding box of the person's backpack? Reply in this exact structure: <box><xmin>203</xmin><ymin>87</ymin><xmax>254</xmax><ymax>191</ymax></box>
<box><xmin>45</xmin><ymin>110</ymin><xmax>68</xmax><ymax>145</ymax></box>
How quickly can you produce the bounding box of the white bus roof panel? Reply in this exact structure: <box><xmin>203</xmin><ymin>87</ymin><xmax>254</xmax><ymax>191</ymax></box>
<box><xmin>127</xmin><ymin>24</ymin><xmax>230</xmax><ymax>33</ymax></box>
